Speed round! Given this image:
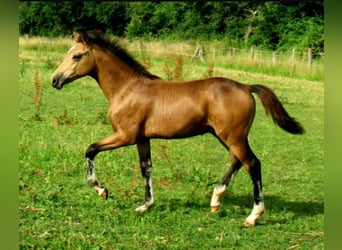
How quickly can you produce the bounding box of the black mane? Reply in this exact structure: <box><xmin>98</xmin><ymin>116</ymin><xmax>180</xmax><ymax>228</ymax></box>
<box><xmin>82</xmin><ymin>30</ymin><xmax>160</xmax><ymax>80</ymax></box>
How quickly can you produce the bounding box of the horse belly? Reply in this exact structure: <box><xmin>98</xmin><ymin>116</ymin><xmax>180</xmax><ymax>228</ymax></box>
<box><xmin>144</xmin><ymin>102</ymin><xmax>208</xmax><ymax>139</ymax></box>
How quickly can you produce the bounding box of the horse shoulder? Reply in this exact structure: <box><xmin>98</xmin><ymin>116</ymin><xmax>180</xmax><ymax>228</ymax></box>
<box><xmin>107</xmin><ymin>84</ymin><xmax>154</xmax><ymax>128</ymax></box>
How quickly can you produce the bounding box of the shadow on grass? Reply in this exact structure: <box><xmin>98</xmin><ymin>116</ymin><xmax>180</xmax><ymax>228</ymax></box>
<box><xmin>154</xmin><ymin>194</ymin><xmax>323</xmax><ymax>218</ymax></box>
<box><xmin>226</xmin><ymin>195</ymin><xmax>324</xmax><ymax>216</ymax></box>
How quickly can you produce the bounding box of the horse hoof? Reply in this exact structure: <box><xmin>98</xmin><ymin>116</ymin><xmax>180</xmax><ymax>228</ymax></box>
<box><xmin>98</xmin><ymin>187</ymin><xmax>108</xmax><ymax>199</ymax></box>
<box><xmin>210</xmin><ymin>206</ymin><xmax>220</xmax><ymax>212</ymax></box>
<box><xmin>135</xmin><ymin>205</ymin><xmax>148</xmax><ymax>213</ymax></box>
<box><xmin>243</xmin><ymin>220</ymin><xmax>256</xmax><ymax>227</ymax></box>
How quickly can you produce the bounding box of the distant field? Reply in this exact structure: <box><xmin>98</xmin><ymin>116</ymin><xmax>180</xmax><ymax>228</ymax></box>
<box><xmin>128</xmin><ymin>39</ymin><xmax>324</xmax><ymax>82</ymax></box>
<box><xmin>19</xmin><ymin>37</ymin><xmax>323</xmax><ymax>249</ymax></box>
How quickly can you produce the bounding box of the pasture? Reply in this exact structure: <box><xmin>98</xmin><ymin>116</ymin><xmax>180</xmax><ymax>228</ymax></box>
<box><xmin>19</xmin><ymin>37</ymin><xmax>323</xmax><ymax>249</ymax></box>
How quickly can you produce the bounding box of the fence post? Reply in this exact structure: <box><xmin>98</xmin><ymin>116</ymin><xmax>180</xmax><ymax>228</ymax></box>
<box><xmin>191</xmin><ymin>45</ymin><xmax>205</xmax><ymax>63</ymax></box>
<box><xmin>308</xmin><ymin>48</ymin><xmax>312</xmax><ymax>70</ymax></box>
<box><xmin>272</xmin><ymin>51</ymin><xmax>277</xmax><ymax>66</ymax></box>
<box><xmin>229</xmin><ymin>47</ymin><xmax>236</xmax><ymax>62</ymax></box>
<box><xmin>228</xmin><ymin>47</ymin><xmax>232</xmax><ymax>62</ymax></box>
<box><xmin>139</xmin><ymin>40</ymin><xmax>144</xmax><ymax>56</ymax></box>
<box><xmin>291</xmin><ymin>48</ymin><xmax>296</xmax><ymax>76</ymax></box>
<box><xmin>213</xmin><ymin>47</ymin><xmax>216</xmax><ymax>62</ymax></box>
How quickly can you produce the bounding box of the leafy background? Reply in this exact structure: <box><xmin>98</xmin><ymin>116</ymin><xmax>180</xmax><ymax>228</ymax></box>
<box><xmin>19</xmin><ymin>1</ymin><xmax>324</xmax><ymax>52</ymax></box>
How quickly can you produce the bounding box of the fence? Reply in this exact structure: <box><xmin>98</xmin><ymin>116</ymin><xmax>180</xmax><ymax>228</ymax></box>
<box><xmin>19</xmin><ymin>37</ymin><xmax>323</xmax><ymax>80</ymax></box>
<box><xmin>128</xmin><ymin>40</ymin><xmax>324</xmax><ymax>79</ymax></box>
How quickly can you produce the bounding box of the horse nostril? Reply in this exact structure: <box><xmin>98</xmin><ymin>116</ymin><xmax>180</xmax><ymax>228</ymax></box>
<box><xmin>52</xmin><ymin>77</ymin><xmax>57</xmax><ymax>87</ymax></box>
<box><xmin>51</xmin><ymin>74</ymin><xmax>61</xmax><ymax>89</ymax></box>
<box><xmin>51</xmin><ymin>73</ymin><xmax>66</xmax><ymax>90</ymax></box>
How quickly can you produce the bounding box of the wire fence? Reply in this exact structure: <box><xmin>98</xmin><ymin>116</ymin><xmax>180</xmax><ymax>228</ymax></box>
<box><xmin>131</xmin><ymin>41</ymin><xmax>324</xmax><ymax>69</ymax></box>
<box><xmin>19</xmin><ymin>36</ymin><xmax>324</xmax><ymax>80</ymax></box>
<box><xmin>128</xmin><ymin>41</ymin><xmax>323</xmax><ymax>80</ymax></box>
<box><xmin>131</xmin><ymin>44</ymin><xmax>324</xmax><ymax>67</ymax></box>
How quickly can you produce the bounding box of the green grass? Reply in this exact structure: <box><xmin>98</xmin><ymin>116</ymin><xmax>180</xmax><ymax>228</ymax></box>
<box><xmin>128</xmin><ymin>39</ymin><xmax>324</xmax><ymax>82</ymax></box>
<box><xmin>19</xmin><ymin>38</ymin><xmax>323</xmax><ymax>249</ymax></box>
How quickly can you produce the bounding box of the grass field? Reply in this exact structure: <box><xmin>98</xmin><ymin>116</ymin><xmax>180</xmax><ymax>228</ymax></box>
<box><xmin>19</xmin><ymin>37</ymin><xmax>324</xmax><ymax>249</ymax></box>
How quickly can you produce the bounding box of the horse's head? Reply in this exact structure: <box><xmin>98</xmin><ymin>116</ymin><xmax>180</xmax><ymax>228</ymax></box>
<box><xmin>51</xmin><ymin>31</ymin><xmax>96</xmax><ymax>90</ymax></box>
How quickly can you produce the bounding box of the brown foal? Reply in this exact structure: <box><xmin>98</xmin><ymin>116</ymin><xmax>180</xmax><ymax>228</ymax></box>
<box><xmin>51</xmin><ymin>30</ymin><xmax>304</xmax><ymax>226</ymax></box>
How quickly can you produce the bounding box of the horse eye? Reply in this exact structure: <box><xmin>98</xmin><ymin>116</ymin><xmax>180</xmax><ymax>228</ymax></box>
<box><xmin>72</xmin><ymin>54</ymin><xmax>82</xmax><ymax>61</ymax></box>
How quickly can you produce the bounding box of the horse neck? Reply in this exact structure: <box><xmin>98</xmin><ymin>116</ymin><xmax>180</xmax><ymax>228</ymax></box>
<box><xmin>91</xmin><ymin>49</ymin><xmax>140</xmax><ymax>101</ymax></box>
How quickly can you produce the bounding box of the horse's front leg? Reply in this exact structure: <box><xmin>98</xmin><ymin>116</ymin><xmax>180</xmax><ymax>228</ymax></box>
<box><xmin>85</xmin><ymin>133</ymin><xmax>132</xmax><ymax>199</ymax></box>
<box><xmin>135</xmin><ymin>139</ymin><xmax>154</xmax><ymax>213</ymax></box>
<box><xmin>86</xmin><ymin>157</ymin><xmax>108</xmax><ymax>199</ymax></box>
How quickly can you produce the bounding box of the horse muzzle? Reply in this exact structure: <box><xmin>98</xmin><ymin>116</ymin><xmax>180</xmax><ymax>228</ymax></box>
<box><xmin>51</xmin><ymin>72</ymin><xmax>67</xmax><ymax>90</ymax></box>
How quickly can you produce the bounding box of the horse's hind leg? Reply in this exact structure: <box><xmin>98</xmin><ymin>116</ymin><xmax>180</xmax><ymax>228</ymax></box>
<box><xmin>135</xmin><ymin>139</ymin><xmax>154</xmax><ymax>213</ymax></box>
<box><xmin>243</xmin><ymin>153</ymin><xmax>264</xmax><ymax>227</ymax></box>
<box><xmin>231</xmin><ymin>141</ymin><xmax>264</xmax><ymax>227</ymax></box>
<box><xmin>210</xmin><ymin>155</ymin><xmax>242</xmax><ymax>212</ymax></box>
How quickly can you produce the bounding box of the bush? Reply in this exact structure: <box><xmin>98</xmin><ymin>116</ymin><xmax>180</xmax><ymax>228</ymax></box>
<box><xmin>19</xmin><ymin>1</ymin><xmax>323</xmax><ymax>53</ymax></box>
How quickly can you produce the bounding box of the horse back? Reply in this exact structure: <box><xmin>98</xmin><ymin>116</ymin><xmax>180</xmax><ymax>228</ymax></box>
<box><xmin>109</xmin><ymin>77</ymin><xmax>255</xmax><ymax>140</ymax></box>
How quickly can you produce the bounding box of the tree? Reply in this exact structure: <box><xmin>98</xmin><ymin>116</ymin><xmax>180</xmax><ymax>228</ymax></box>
<box><xmin>83</xmin><ymin>2</ymin><xmax>129</xmax><ymax>36</ymax></box>
<box><xmin>125</xmin><ymin>2</ymin><xmax>158</xmax><ymax>38</ymax></box>
<box><xmin>19</xmin><ymin>1</ymin><xmax>324</xmax><ymax>52</ymax></box>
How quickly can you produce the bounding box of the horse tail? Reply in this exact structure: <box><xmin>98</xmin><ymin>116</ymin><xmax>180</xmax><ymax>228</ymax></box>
<box><xmin>249</xmin><ymin>84</ymin><xmax>305</xmax><ymax>134</ymax></box>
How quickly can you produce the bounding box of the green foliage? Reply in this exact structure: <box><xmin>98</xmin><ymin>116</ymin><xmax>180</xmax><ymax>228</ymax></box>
<box><xmin>248</xmin><ymin>2</ymin><xmax>324</xmax><ymax>52</ymax></box>
<box><xmin>19</xmin><ymin>2</ymin><xmax>129</xmax><ymax>37</ymax></box>
<box><xmin>19</xmin><ymin>1</ymin><xmax>324</xmax><ymax>52</ymax></box>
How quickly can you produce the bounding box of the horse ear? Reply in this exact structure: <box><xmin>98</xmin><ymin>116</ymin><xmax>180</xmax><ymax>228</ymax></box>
<box><xmin>80</xmin><ymin>32</ymin><xmax>90</xmax><ymax>44</ymax></box>
<box><xmin>73</xmin><ymin>31</ymin><xmax>81</xmax><ymax>42</ymax></box>
<box><xmin>73</xmin><ymin>31</ymin><xmax>90</xmax><ymax>44</ymax></box>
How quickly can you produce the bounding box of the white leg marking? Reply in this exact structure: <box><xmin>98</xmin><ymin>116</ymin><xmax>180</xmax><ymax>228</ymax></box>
<box><xmin>210</xmin><ymin>184</ymin><xmax>226</xmax><ymax>212</ymax></box>
<box><xmin>87</xmin><ymin>159</ymin><xmax>97</xmax><ymax>185</ymax></box>
<box><xmin>94</xmin><ymin>186</ymin><xmax>107</xmax><ymax>198</ymax></box>
<box><xmin>87</xmin><ymin>172</ymin><xmax>97</xmax><ymax>186</ymax></box>
<box><xmin>244</xmin><ymin>202</ymin><xmax>265</xmax><ymax>227</ymax></box>
<box><xmin>135</xmin><ymin>177</ymin><xmax>154</xmax><ymax>213</ymax></box>
<box><xmin>86</xmin><ymin>159</ymin><xmax>108</xmax><ymax>199</ymax></box>
<box><xmin>135</xmin><ymin>200</ymin><xmax>154</xmax><ymax>213</ymax></box>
